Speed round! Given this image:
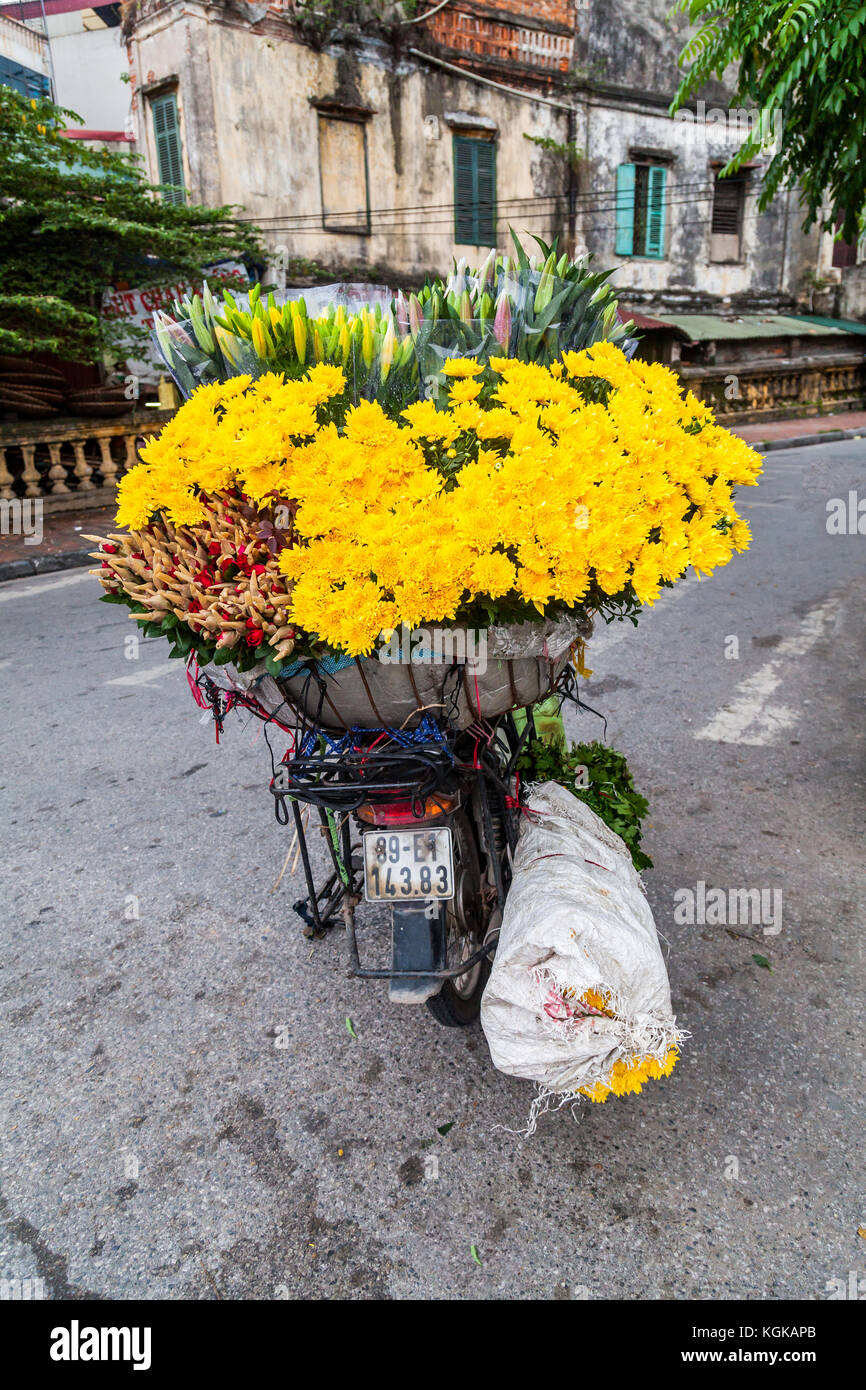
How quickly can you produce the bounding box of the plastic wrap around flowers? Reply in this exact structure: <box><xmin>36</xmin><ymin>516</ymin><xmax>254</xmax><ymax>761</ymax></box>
<box><xmin>90</xmin><ymin>344</ymin><xmax>761</xmax><ymax>673</ymax></box>
<box><xmin>150</xmin><ymin>237</ymin><xmax>635</xmax><ymax>418</ymax></box>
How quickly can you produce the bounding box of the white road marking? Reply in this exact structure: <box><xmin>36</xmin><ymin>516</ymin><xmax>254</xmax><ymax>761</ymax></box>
<box><xmin>0</xmin><ymin>569</ymin><xmax>92</xmax><ymax>604</ymax></box>
<box><xmin>106</xmin><ymin>661</ymin><xmax>181</xmax><ymax>687</ymax></box>
<box><xmin>694</xmin><ymin>595</ymin><xmax>843</xmax><ymax>746</ymax></box>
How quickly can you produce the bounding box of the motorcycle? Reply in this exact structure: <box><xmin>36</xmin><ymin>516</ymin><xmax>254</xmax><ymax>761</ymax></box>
<box><xmin>270</xmin><ymin>708</ymin><xmax>537</xmax><ymax>1026</ymax></box>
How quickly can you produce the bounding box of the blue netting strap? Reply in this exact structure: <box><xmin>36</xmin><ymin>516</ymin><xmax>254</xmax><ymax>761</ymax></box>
<box><xmin>296</xmin><ymin>714</ymin><xmax>449</xmax><ymax>760</ymax></box>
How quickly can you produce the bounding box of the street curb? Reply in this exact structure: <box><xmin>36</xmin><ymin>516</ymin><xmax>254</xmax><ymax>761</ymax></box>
<box><xmin>0</xmin><ymin>550</ymin><xmax>92</xmax><ymax>584</ymax></box>
<box><xmin>735</xmin><ymin>425</ymin><xmax>866</xmax><ymax>453</ymax></box>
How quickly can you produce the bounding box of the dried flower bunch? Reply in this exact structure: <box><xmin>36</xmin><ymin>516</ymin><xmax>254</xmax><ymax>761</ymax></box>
<box><xmin>88</xmin><ymin>493</ymin><xmax>296</xmax><ymax>672</ymax></box>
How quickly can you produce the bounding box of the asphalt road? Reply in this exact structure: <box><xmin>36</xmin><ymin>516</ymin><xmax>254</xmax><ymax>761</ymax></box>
<box><xmin>1</xmin><ymin>437</ymin><xmax>864</xmax><ymax>1301</ymax></box>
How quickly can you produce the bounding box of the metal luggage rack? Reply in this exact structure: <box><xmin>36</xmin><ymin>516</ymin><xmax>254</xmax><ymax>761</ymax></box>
<box><xmin>270</xmin><ymin>716</ymin><xmax>458</xmax><ymax>819</ymax></box>
<box><xmin>267</xmin><ymin>711</ymin><xmax>528</xmax><ymax>978</ymax></box>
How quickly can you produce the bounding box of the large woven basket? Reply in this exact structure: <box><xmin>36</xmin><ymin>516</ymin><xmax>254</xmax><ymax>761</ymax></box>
<box><xmin>204</xmin><ymin>615</ymin><xmax>592</xmax><ymax>731</ymax></box>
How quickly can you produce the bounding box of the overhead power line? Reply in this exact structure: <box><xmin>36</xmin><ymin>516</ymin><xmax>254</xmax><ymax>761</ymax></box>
<box><xmin>250</xmin><ymin>192</ymin><xmax>716</xmax><ymax>238</ymax></box>
<box><xmin>239</xmin><ymin>180</ymin><xmax>717</xmax><ymax>228</ymax></box>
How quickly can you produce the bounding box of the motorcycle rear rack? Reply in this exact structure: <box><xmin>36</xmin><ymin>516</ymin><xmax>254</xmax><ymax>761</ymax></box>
<box><xmin>271</xmin><ymin>745</ymin><xmax>456</xmax><ymax>818</ymax></box>
<box><xmin>272</xmin><ymin>710</ymin><xmax>531</xmax><ymax>977</ymax></box>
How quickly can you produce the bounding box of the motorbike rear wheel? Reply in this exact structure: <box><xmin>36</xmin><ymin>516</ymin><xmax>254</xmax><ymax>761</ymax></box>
<box><xmin>426</xmin><ymin>810</ymin><xmax>490</xmax><ymax>1027</ymax></box>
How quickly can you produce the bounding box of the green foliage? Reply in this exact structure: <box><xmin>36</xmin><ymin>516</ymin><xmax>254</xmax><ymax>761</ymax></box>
<box><xmin>292</xmin><ymin>0</ymin><xmax>394</xmax><ymax>44</ymax></box>
<box><xmin>0</xmin><ymin>86</ymin><xmax>263</xmax><ymax>364</ymax></box>
<box><xmin>671</xmin><ymin>0</ymin><xmax>866</xmax><ymax>241</ymax></box>
<box><xmin>517</xmin><ymin>736</ymin><xmax>653</xmax><ymax>871</ymax></box>
<box><xmin>523</xmin><ymin>133</ymin><xmax>585</xmax><ymax>172</ymax></box>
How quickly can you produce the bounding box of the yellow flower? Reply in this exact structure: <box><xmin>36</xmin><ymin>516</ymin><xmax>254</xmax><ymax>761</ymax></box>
<box><xmin>109</xmin><ymin>350</ymin><xmax>760</xmax><ymax>657</ymax></box>
<box><xmin>441</xmin><ymin>357</ymin><xmax>484</xmax><ymax>378</ymax></box>
<box><xmin>448</xmin><ymin>377</ymin><xmax>483</xmax><ymax>404</ymax></box>
<box><xmin>401</xmin><ymin>399</ymin><xmax>460</xmax><ymax>445</ymax></box>
<box><xmin>580</xmin><ymin>1047</ymin><xmax>679</xmax><ymax>1103</ymax></box>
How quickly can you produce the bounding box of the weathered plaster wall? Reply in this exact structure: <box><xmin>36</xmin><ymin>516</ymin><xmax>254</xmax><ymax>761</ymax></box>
<box><xmin>132</xmin><ymin>6</ymin><xmax>569</xmax><ymax>278</ymax></box>
<box><xmin>572</xmin><ymin>0</ymin><xmax>820</xmax><ymax>308</ymax></box>
<box><xmin>579</xmin><ymin>98</ymin><xmax>819</xmax><ymax>308</ymax></box>
<box><xmin>575</xmin><ymin>0</ymin><xmax>703</xmax><ymax>98</ymax></box>
<box><xmin>49</xmin><ymin>16</ymin><xmax>131</xmax><ymax>133</ymax></box>
<box><xmin>838</xmin><ymin>266</ymin><xmax>866</xmax><ymax>322</ymax></box>
<box><xmin>128</xmin><ymin>2</ymin><xmax>819</xmax><ymax>302</ymax></box>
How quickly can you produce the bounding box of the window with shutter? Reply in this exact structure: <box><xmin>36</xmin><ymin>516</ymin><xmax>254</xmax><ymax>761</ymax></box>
<box><xmin>644</xmin><ymin>165</ymin><xmax>667</xmax><ymax>259</ymax></box>
<box><xmin>152</xmin><ymin>93</ymin><xmax>185</xmax><ymax>206</ymax></box>
<box><xmin>615</xmin><ymin>164</ymin><xmax>636</xmax><ymax>256</ymax></box>
<box><xmin>710</xmin><ymin>172</ymin><xmax>745</xmax><ymax>262</ymax></box>
<box><xmin>453</xmin><ymin>137</ymin><xmax>496</xmax><ymax>246</ymax></box>
<box><xmin>615</xmin><ymin>161</ymin><xmax>667</xmax><ymax>258</ymax></box>
<box><xmin>318</xmin><ymin>116</ymin><xmax>370</xmax><ymax>233</ymax></box>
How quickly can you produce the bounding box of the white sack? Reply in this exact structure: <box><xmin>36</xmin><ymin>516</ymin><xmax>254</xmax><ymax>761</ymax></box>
<box><xmin>481</xmin><ymin>781</ymin><xmax>683</xmax><ymax>1118</ymax></box>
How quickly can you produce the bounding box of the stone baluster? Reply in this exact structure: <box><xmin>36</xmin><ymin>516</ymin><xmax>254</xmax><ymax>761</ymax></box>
<box><xmin>123</xmin><ymin>434</ymin><xmax>139</xmax><ymax>473</ymax></box>
<box><xmin>0</xmin><ymin>447</ymin><xmax>14</xmax><ymax>501</ymax></box>
<box><xmin>97</xmin><ymin>436</ymin><xmax>119</xmax><ymax>487</ymax></box>
<box><xmin>20</xmin><ymin>445</ymin><xmax>40</xmax><ymax>498</ymax></box>
<box><xmin>72</xmin><ymin>440</ymin><xmax>94</xmax><ymax>491</ymax></box>
<box><xmin>47</xmin><ymin>441</ymin><xmax>70</xmax><ymax>493</ymax></box>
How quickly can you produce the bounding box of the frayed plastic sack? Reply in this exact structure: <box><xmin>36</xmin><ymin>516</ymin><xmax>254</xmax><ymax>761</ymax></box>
<box><xmin>481</xmin><ymin>781</ymin><xmax>684</xmax><ymax>1130</ymax></box>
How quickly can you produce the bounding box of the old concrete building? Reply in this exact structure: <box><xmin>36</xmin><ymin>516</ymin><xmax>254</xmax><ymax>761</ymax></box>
<box><xmin>121</xmin><ymin>0</ymin><xmax>837</xmax><ymax>316</ymax></box>
<box><xmin>1</xmin><ymin>2</ymin><xmax>134</xmax><ymax>146</ymax></box>
<box><xmin>0</xmin><ymin>6</ymin><xmax>51</xmax><ymax>99</ymax></box>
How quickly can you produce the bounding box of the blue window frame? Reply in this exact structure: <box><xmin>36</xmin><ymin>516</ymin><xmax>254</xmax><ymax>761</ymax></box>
<box><xmin>616</xmin><ymin>162</ymin><xmax>667</xmax><ymax>259</ymax></box>
<box><xmin>0</xmin><ymin>55</ymin><xmax>50</xmax><ymax>101</ymax></box>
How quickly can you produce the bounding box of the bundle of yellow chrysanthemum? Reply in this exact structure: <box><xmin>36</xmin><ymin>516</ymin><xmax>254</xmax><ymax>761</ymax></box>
<box><xmin>90</xmin><ymin>345</ymin><xmax>761</xmax><ymax>673</ymax></box>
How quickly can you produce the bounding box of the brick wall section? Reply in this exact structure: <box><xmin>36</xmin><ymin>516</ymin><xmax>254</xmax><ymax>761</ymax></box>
<box><xmin>427</xmin><ymin>2</ymin><xmax>576</xmax><ymax>74</ymax></box>
<box><xmin>445</xmin><ymin>0</ymin><xmax>575</xmax><ymax>24</ymax></box>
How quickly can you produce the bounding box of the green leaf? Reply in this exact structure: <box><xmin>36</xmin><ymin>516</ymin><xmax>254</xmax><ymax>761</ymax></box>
<box><xmin>752</xmin><ymin>953</ymin><xmax>773</xmax><ymax>972</ymax></box>
<box><xmin>0</xmin><ymin>83</ymin><xmax>263</xmax><ymax>363</ymax></box>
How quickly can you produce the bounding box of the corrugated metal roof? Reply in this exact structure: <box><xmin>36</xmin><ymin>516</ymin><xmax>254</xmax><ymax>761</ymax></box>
<box><xmin>656</xmin><ymin>313</ymin><xmax>849</xmax><ymax>341</ymax></box>
<box><xmin>789</xmin><ymin>314</ymin><xmax>866</xmax><ymax>337</ymax></box>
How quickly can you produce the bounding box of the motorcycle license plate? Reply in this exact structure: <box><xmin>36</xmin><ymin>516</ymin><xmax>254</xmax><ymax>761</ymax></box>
<box><xmin>363</xmin><ymin>827</ymin><xmax>454</xmax><ymax>902</ymax></box>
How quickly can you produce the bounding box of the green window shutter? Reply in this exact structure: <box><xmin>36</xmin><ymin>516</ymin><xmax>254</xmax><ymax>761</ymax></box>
<box><xmin>645</xmin><ymin>164</ymin><xmax>667</xmax><ymax>258</ymax></box>
<box><xmin>615</xmin><ymin>163</ymin><xmax>635</xmax><ymax>256</ymax></box>
<box><xmin>475</xmin><ymin>139</ymin><xmax>496</xmax><ymax>245</ymax></box>
<box><xmin>152</xmin><ymin>93</ymin><xmax>185</xmax><ymax>205</ymax></box>
<box><xmin>454</xmin><ymin>137</ymin><xmax>475</xmax><ymax>243</ymax></box>
<box><xmin>454</xmin><ymin>137</ymin><xmax>497</xmax><ymax>245</ymax></box>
